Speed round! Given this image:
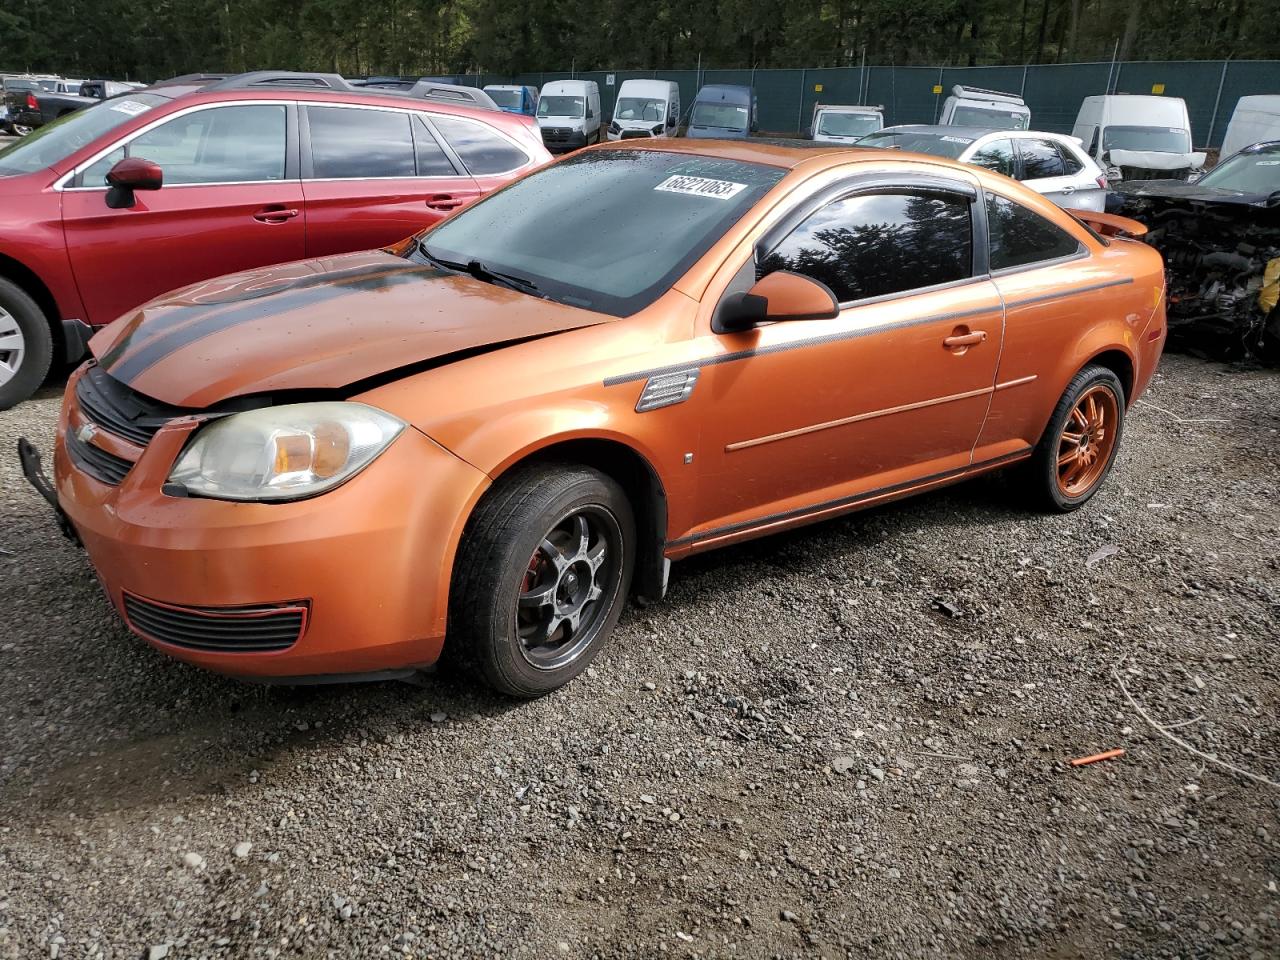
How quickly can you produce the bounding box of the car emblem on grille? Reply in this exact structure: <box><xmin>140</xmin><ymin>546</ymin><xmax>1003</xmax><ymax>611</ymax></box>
<box><xmin>76</xmin><ymin>423</ymin><xmax>98</xmax><ymax>445</ymax></box>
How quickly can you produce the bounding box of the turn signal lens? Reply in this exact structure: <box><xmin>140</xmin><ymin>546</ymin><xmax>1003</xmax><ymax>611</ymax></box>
<box><xmin>169</xmin><ymin>402</ymin><xmax>404</xmax><ymax>501</ymax></box>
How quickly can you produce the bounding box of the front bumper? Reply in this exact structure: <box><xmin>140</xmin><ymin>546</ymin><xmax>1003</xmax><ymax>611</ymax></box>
<box><xmin>46</xmin><ymin>369</ymin><xmax>490</xmax><ymax>680</ymax></box>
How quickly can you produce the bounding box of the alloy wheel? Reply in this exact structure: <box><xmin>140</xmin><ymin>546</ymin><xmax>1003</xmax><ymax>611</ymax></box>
<box><xmin>516</xmin><ymin>506</ymin><xmax>622</xmax><ymax>671</ymax></box>
<box><xmin>1056</xmin><ymin>384</ymin><xmax>1119</xmax><ymax>497</ymax></box>
<box><xmin>0</xmin><ymin>306</ymin><xmax>25</xmax><ymax>389</ymax></box>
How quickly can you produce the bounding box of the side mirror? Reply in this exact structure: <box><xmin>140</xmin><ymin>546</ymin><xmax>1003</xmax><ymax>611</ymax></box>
<box><xmin>105</xmin><ymin>156</ymin><xmax>163</xmax><ymax>209</ymax></box>
<box><xmin>716</xmin><ymin>271</ymin><xmax>840</xmax><ymax>333</ymax></box>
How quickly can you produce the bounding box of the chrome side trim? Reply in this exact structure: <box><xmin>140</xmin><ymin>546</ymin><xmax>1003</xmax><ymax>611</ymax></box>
<box><xmin>994</xmin><ymin>374</ymin><xmax>1038</xmax><ymax>391</ymax></box>
<box><xmin>725</xmin><ymin>384</ymin><xmax>995</xmax><ymax>452</ymax></box>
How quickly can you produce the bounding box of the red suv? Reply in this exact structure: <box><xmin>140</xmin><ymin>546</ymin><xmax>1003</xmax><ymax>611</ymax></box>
<box><xmin>0</xmin><ymin>71</ymin><xmax>551</xmax><ymax>408</ymax></box>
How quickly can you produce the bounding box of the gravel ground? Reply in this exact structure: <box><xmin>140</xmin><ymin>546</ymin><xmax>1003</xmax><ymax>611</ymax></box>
<box><xmin>1</xmin><ymin>353</ymin><xmax>1277</xmax><ymax>959</ymax></box>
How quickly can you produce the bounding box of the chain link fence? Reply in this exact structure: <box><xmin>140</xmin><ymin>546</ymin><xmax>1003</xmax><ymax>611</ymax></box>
<box><xmin>441</xmin><ymin>60</ymin><xmax>1279</xmax><ymax>148</ymax></box>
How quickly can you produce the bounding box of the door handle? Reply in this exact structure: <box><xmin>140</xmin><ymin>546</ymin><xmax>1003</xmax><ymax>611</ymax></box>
<box><xmin>1059</xmin><ymin>185</ymin><xmax>1076</xmax><ymax>194</ymax></box>
<box><xmin>943</xmin><ymin>330</ymin><xmax>987</xmax><ymax>350</ymax></box>
<box><xmin>425</xmin><ymin>194</ymin><xmax>467</xmax><ymax>211</ymax></box>
<box><xmin>253</xmin><ymin>205</ymin><xmax>300</xmax><ymax>223</ymax></box>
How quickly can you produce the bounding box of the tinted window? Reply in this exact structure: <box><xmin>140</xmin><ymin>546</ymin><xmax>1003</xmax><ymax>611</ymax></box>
<box><xmin>1057</xmin><ymin>142</ymin><xmax>1084</xmax><ymax>175</ymax></box>
<box><xmin>81</xmin><ymin>104</ymin><xmax>286</xmax><ymax>186</ymax></box>
<box><xmin>310</xmin><ymin>106</ymin><xmax>413</xmax><ymax>179</ymax></box>
<box><xmin>1019</xmin><ymin>139</ymin><xmax>1066</xmax><ymax>179</ymax></box>
<box><xmin>413</xmin><ymin>117</ymin><xmax>458</xmax><ymax>176</ymax></box>
<box><xmin>419</xmin><ymin>150</ymin><xmax>785</xmax><ymax>317</ymax></box>
<box><xmin>761</xmin><ymin>192</ymin><xmax>972</xmax><ymax>303</ymax></box>
<box><xmin>986</xmin><ymin>194</ymin><xmax>1081</xmax><ymax>271</ymax></box>
<box><xmin>968</xmin><ymin>139</ymin><xmax>1016</xmax><ymax>176</ymax></box>
<box><xmin>431</xmin><ymin>115</ymin><xmax>528</xmax><ymax>175</ymax></box>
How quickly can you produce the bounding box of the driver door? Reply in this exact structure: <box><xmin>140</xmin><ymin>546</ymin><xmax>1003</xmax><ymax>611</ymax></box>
<box><xmin>691</xmin><ymin>181</ymin><xmax>1004</xmax><ymax>538</ymax></box>
<box><xmin>60</xmin><ymin>102</ymin><xmax>305</xmax><ymax>326</ymax></box>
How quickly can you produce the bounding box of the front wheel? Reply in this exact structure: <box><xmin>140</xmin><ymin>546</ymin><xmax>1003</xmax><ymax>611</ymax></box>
<box><xmin>1026</xmin><ymin>364</ymin><xmax>1126</xmax><ymax>512</ymax></box>
<box><xmin>448</xmin><ymin>465</ymin><xmax>635</xmax><ymax>697</ymax></box>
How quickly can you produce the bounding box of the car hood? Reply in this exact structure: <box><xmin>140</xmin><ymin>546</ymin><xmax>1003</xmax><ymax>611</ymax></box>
<box><xmin>89</xmin><ymin>250</ymin><xmax>608</xmax><ymax>408</ymax></box>
<box><xmin>1115</xmin><ymin>179</ymin><xmax>1277</xmax><ymax>207</ymax></box>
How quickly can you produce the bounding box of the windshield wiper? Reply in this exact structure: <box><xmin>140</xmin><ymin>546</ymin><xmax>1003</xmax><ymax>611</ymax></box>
<box><xmin>416</xmin><ymin>241</ymin><xmax>544</xmax><ymax>298</ymax></box>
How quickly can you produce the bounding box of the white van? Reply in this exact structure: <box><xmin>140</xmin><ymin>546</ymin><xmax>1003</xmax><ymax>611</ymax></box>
<box><xmin>1220</xmin><ymin>95</ymin><xmax>1280</xmax><ymax>160</ymax></box>
<box><xmin>608</xmin><ymin>79</ymin><xmax>680</xmax><ymax>140</ymax></box>
<box><xmin>1071</xmin><ymin>94</ymin><xmax>1206</xmax><ymax>181</ymax></box>
<box><xmin>939</xmin><ymin>85</ymin><xmax>1030</xmax><ymax>129</ymax></box>
<box><xmin>537</xmin><ymin>80</ymin><xmax>602</xmax><ymax>153</ymax></box>
<box><xmin>810</xmin><ymin>104</ymin><xmax>883</xmax><ymax>142</ymax></box>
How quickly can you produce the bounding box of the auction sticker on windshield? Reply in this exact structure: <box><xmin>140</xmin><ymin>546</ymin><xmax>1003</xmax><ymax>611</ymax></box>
<box><xmin>109</xmin><ymin>100</ymin><xmax>151</xmax><ymax>116</ymax></box>
<box><xmin>655</xmin><ymin>175</ymin><xmax>748</xmax><ymax>200</ymax></box>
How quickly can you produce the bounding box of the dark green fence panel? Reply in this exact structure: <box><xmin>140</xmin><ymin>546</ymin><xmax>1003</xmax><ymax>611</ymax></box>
<box><xmin>498</xmin><ymin>61</ymin><xmax>1278</xmax><ymax>144</ymax></box>
<box><xmin>1022</xmin><ymin>62</ymin><xmax>1114</xmax><ymax>134</ymax></box>
<box><xmin>1213</xmin><ymin>61</ymin><xmax>1280</xmax><ymax>148</ymax></box>
<box><xmin>1113</xmin><ymin>60</ymin><xmax>1230</xmax><ymax>146</ymax></box>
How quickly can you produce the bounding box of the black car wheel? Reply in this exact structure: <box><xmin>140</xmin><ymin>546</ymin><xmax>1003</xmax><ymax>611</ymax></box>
<box><xmin>449</xmin><ymin>465</ymin><xmax>634</xmax><ymax>697</ymax></box>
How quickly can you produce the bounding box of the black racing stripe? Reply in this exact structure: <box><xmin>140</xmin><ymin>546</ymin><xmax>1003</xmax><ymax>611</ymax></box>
<box><xmin>107</xmin><ymin>260</ymin><xmax>420</xmax><ymax>371</ymax></box>
<box><xmin>667</xmin><ymin>448</ymin><xmax>1031</xmax><ymax>548</ymax></box>
<box><xmin>1004</xmin><ymin>276</ymin><xmax>1133</xmax><ymax>309</ymax></box>
<box><xmin>106</xmin><ymin>263</ymin><xmax>444</xmax><ymax>383</ymax></box>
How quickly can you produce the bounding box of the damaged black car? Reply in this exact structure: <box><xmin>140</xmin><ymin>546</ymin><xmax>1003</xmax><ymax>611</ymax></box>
<box><xmin>1114</xmin><ymin>140</ymin><xmax>1280</xmax><ymax>363</ymax></box>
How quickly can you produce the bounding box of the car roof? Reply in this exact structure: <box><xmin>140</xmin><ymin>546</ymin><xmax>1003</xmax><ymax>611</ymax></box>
<box><xmin>585</xmin><ymin>137</ymin><xmax>947</xmax><ymax>169</ymax></box>
<box><xmin>877</xmin><ymin>125</ymin><xmax>1078</xmax><ymax>142</ymax></box>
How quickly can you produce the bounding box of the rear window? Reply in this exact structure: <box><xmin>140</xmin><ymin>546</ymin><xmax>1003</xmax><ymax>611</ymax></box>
<box><xmin>986</xmin><ymin>194</ymin><xmax>1081</xmax><ymax>271</ymax></box>
<box><xmin>418</xmin><ymin>149</ymin><xmax>785</xmax><ymax>316</ymax></box>
<box><xmin>857</xmin><ymin>130</ymin><xmax>972</xmax><ymax>159</ymax></box>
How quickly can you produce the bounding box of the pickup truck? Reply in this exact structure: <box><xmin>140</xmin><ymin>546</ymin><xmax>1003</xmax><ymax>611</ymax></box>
<box><xmin>4</xmin><ymin>80</ymin><xmax>134</xmax><ymax>134</ymax></box>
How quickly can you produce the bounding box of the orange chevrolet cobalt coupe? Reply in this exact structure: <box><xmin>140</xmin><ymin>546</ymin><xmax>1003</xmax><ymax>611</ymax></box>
<box><xmin>21</xmin><ymin>140</ymin><xmax>1166</xmax><ymax>696</ymax></box>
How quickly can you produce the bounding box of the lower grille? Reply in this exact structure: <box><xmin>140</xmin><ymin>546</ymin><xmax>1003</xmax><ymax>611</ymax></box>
<box><xmin>66</xmin><ymin>427</ymin><xmax>134</xmax><ymax>485</ymax></box>
<box><xmin>1120</xmin><ymin>165</ymin><xmax>1191</xmax><ymax>182</ymax></box>
<box><xmin>123</xmin><ymin>594</ymin><xmax>308</xmax><ymax>653</ymax></box>
<box><xmin>620</xmin><ymin>130</ymin><xmax>653</xmax><ymax>139</ymax></box>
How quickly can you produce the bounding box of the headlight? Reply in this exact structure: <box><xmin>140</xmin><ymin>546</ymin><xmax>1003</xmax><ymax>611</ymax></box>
<box><xmin>168</xmin><ymin>402</ymin><xmax>405</xmax><ymax>502</ymax></box>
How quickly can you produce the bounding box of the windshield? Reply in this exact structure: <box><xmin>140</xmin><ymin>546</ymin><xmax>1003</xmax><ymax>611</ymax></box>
<box><xmin>0</xmin><ymin>94</ymin><xmax>167</xmax><ymax>177</ymax></box>
<box><xmin>1103</xmin><ymin>125</ymin><xmax>1191</xmax><ymax>154</ymax></box>
<box><xmin>856</xmin><ymin>130</ymin><xmax>972</xmax><ymax>158</ymax></box>
<box><xmin>816</xmin><ymin>111</ymin><xmax>881</xmax><ymax>138</ymax></box>
<box><xmin>416</xmin><ymin>150</ymin><xmax>785</xmax><ymax>316</ymax></box>
<box><xmin>690</xmin><ymin>102</ymin><xmax>748</xmax><ymax>130</ymax></box>
<box><xmin>615</xmin><ymin>97</ymin><xmax>665</xmax><ymax>123</ymax></box>
<box><xmin>538</xmin><ymin>95</ymin><xmax>584</xmax><ymax>118</ymax></box>
<box><xmin>949</xmin><ymin>105</ymin><xmax>1029</xmax><ymax>130</ymax></box>
<box><xmin>1197</xmin><ymin>149</ymin><xmax>1280</xmax><ymax>193</ymax></box>
<box><xmin>4</xmin><ymin>78</ymin><xmax>39</xmax><ymax>92</ymax></box>
<box><xmin>487</xmin><ymin>88</ymin><xmax>522</xmax><ymax>110</ymax></box>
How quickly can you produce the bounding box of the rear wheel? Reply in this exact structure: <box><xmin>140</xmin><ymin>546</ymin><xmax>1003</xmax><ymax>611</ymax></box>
<box><xmin>1026</xmin><ymin>364</ymin><xmax>1125</xmax><ymax>512</ymax></box>
<box><xmin>448</xmin><ymin>465</ymin><xmax>634</xmax><ymax>697</ymax></box>
<box><xmin>0</xmin><ymin>278</ymin><xmax>53</xmax><ymax>411</ymax></box>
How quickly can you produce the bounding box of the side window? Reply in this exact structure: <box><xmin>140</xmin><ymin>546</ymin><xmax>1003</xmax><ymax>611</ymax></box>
<box><xmin>761</xmin><ymin>191</ymin><xmax>972</xmax><ymax>303</ymax></box>
<box><xmin>1057</xmin><ymin>142</ymin><xmax>1084</xmax><ymax>175</ymax></box>
<box><xmin>309</xmin><ymin>106</ymin><xmax>414</xmax><ymax>178</ymax></box>
<box><xmin>968</xmin><ymin>139</ymin><xmax>1016</xmax><ymax>177</ymax></box>
<box><xmin>413</xmin><ymin>117</ymin><xmax>459</xmax><ymax>176</ymax></box>
<box><xmin>986</xmin><ymin>194</ymin><xmax>1082</xmax><ymax>271</ymax></box>
<box><xmin>1018</xmin><ymin>139</ymin><xmax>1067</xmax><ymax>180</ymax></box>
<box><xmin>431</xmin><ymin>115</ymin><xmax>529</xmax><ymax>176</ymax></box>
<box><xmin>81</xmin><ymin>105</ymin><xmax>287</xmax><ymax>186</ymax></box>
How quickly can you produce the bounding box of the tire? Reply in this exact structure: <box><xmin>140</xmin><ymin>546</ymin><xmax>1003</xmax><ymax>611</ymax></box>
<box><xmin>0</xmin><ymin>277</ymin><xmax>54</xmax><ymax>411</ymax></box>
<box><xmin>1026</xmin><ymin>364</ymin><xmax>1126</xmax><ymax>513</ymax></box>
<box><xmin>448</xmin><ymin>465</ymin><xmax>635</xmax><ymax>697</ymax></box>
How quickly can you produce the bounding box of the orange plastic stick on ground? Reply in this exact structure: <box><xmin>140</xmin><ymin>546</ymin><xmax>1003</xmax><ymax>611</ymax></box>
<box><xmin>1070</xmin><ymin>748</ymin><xmax>1126</xmax><ymax>767</ymax></box>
